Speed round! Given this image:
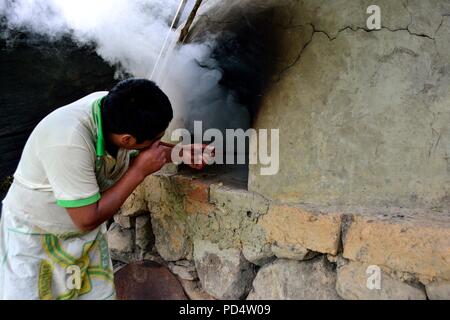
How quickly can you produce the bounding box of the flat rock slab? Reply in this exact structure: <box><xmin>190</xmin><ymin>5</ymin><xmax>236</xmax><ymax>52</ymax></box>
<box><xmin>247</xmin><ymin>256</ymin><xmax>341</xmax><ymax>300</ymax></box>
<box><xmin>114</xmin><ymin>261</ymin><xmax>188</xmax><ymax>300</ymax></box>
<box><xmin>342</xmin><ymin>208</ymin><xmax>450</xmax><ymax>281</ymax></box>
<box><xmin>194</xmin><ymin>239</ymin><xmax>256</xmax><ymax>300</ymax></box>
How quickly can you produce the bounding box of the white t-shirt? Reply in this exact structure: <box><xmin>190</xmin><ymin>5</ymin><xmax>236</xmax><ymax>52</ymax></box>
<box><xmin>3</xmin><ymin>91</ymin><xmax>132</xmax><ymax>234</ymax></box>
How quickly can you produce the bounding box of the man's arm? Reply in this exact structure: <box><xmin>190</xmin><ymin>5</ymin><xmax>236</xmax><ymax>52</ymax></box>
<box><xmin>66</xmin><ymin>141</ymin><xmax>166</xmax><ymax>232</ymax></box>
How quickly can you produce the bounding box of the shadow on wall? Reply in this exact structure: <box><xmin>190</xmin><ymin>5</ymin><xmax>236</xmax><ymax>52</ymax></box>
<box><xmin>176</xmin><ymin>4</ymin><xmax>299</xmax><ymax>181</ymax></box>
<box><xmin>0</xmin><ymin>25</ymin><xmax>117</xmax><ymax>180</ymax></box>
<box><xmin>186</xmin><ymin>5</ymin><xmax>288</xmax><ymax>125</ymax></box>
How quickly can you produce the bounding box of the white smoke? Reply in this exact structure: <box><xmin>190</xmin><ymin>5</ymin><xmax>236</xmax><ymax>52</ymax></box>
<box><xmin>0</xmin><ymin>0</ymin><xmax>182</xmax><ymax>77</ymax></box>
<box><xmin>0</xmin><ymin>0</ymin><xmax>250</xmax><ymax>136</ymax></box>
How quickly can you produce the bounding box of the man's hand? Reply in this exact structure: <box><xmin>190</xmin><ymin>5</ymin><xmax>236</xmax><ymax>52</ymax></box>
<box><xmin>160</xmin><ymin>142</ymin><xmax>214</xmax><ymax>170</ymax></box>
<box><xmin>180</xmin><ymin>144</ymin><xmax>214</xmax><ymax>170</ymax></box>
<box><xmin>130</xmin><ymin>140</ymin><xmax>167</xmax><ymax>178</ymax></box>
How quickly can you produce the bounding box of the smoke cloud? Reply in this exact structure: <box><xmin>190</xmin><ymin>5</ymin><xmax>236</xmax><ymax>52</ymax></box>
<box><xmin>0</xmin><ymin>0</ymin><xmax>250</xmax><ymax>137</ymax></box>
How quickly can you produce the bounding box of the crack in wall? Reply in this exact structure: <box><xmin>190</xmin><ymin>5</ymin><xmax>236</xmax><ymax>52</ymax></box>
<box><xmin>195</xmin><ymin>0</ymin><xmax>449</xmax><ymax>84</ymax></box>
<box><xmin>277</xmin><ymin>20</ymin><xmax>442</xmax><ymax>81</ymax></box>
<box><xmin>276</xmin><ymin>27</ymin><xmax>314</xmax><ymax>82</ymax></box>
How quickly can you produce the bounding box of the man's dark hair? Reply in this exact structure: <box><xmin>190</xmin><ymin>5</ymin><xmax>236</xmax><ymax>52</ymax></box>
<box><xmin>102</xmin><ymin>78</ymin><xmax>173</xmax><ymax>143</ymax></box>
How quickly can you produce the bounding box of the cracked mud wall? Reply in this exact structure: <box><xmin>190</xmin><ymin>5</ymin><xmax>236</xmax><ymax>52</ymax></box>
<box><xmin>192</xmin><ymin>0</ymin><xmax>450</xmax><ymax>209</ymax></box>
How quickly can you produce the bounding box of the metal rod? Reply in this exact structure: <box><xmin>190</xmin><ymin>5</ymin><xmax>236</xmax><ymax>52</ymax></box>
<box><xmin>173</xmin><ymin>0</ymin><xmax>189</xmax><ymax>29</ymax></box>
<box><xmin>150</xmin><ymin>0</ymin><xmax>188</xmax><ymax>80</ymax></box>
<box><xmin>178</xmin><ymin>0</ymin><xmax>203</xmax><ymax>44</ymax></box>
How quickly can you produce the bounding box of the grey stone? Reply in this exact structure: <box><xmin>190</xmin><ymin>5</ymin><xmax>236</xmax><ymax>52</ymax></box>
<box><xmin>247</xmin><ymin>256</ymin><xmax>341</xmax><ymax>300</ymax></box>
<box><xmin>327</xmin><ymin>254</ymin><xmax>339</xmax><ymax>264</ymax></box>
<box><xmin>107</xmin><ymin>222</ymin><xmax>135</xmax><ymax>263</ymax></box>
<box><xmin>241</xmin><ymin>224</ymin><xmax>274</xmax><ymax>266</ymax></box>
<box><xmin>142</xmin><ymin>252</ymin><xmax>167</xmax><ymax>266</ymax></box>
<box><xmin>151</xmin><ymin>213</ymin><xmax>192</xmax><ymax>261</ymax></box>
<box><xmin>120</xmin><ymin>183</ymin><xmax>148</xmax><ymax>217</ymax></box>
<box><xmin>193</xmin><ymin>240</ymin><xmax>256</xmax><ymax>300</ymax></box>
<box><xmin>135</xmin><ymin>214</ymin><xmax>154</xmax><ymax>253</ymax></box>
<box><xmin>271</xmin><ymin>242</ymin><xmax>318</xmax><ymax>261</ymax></box>
<box><xmin>242</xmin><ymin>242</ymin><xmax>275</xmax><ymax>266</ymax></box>
<box><xmin>425</xmin><ymin>280</ymin><xmax>450</xmax><ymax>300</ymax></box>
<box><xmin>175</xmin><ymin>260</ymin><xmax>195</xmax><ymax>268</ymax></box>
<box><xmin>169</xmin><ymin>263</ymin><xmax>198</xmax><ymax>281</ymax></box>
<box><xmin>336</xmin><ymin>261</ymin><xmax>427</xmax><ymax>300</ymax></box>
<box><xmin>113</xmin><ymin>213</ymin><xmax>133</xmax><ymax>229</ymax></box>
<box><xmin>179</xmin><ymin>279</ymin><xmax>216</xmax><ymax>300</ymax></box>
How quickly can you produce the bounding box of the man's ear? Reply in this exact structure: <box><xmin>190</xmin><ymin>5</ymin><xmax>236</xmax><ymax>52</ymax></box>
<box><xmin>120</xmin><ymin>134</ymin><xmax>135</xmax><ymax>147</ymax></box>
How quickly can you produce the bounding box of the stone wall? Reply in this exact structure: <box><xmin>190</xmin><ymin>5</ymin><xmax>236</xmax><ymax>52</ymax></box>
<box><xmin>110</xmin><ymin>0</ymin><xmax>450</xmax><ymax>300</ymax></box>
<box><xmin>109</xmin><ymin>169</ymin><xmax>450</xmax><ymax>300</ymax></box>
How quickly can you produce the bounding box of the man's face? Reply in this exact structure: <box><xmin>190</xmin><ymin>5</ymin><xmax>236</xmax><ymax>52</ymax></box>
<box><xmin>133</xmin><ymin>131</ymin><xmax>166</xmax><ymax>150</ymax></box>
<box><xmin>110</xmin><ymin>131</ymin><xmax>166</xmax><ymax>150</ymax></box>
